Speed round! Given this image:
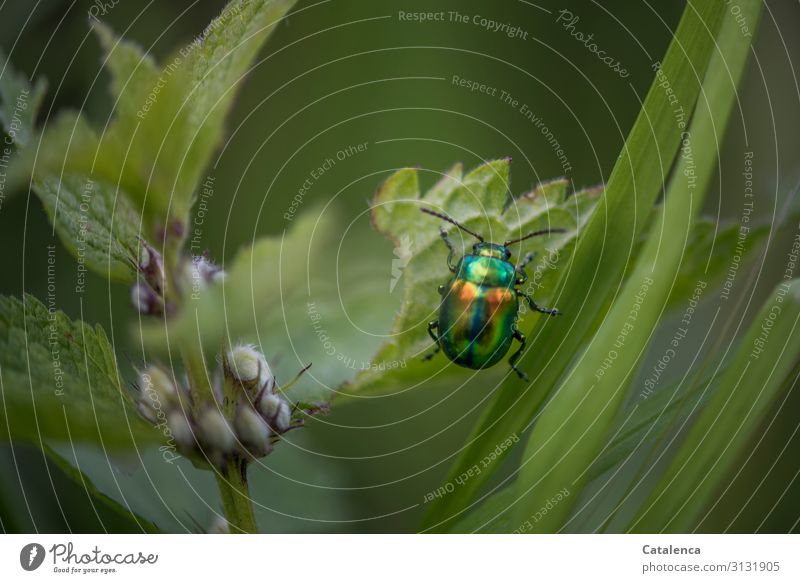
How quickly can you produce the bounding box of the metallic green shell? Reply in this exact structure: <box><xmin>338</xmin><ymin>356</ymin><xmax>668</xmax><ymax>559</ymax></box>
<box><xmin>438</xmin><ymin>254</ymin><xmax>519</xmax><ymax>369</ymax></box>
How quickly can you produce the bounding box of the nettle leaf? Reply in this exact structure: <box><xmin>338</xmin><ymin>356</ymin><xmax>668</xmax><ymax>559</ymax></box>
<box><xmin>94</xmin><ymin>0</ymin><xmax>297</xmax><ymax>221</ymax></box>
<box><xmin>92</xmin><ymin>21</ymin><xmax>164</xmax><ymax>126</ymax></box>
<box><xmin>0</xmin><ymin>295</ymin><xmax>158</xmax><ymax>448</ymax></box>
<box><xmin>26</xmin><ymin>111</ymin><xmax>103</xmax><ymax>179</ymax></box>
<box><xmin>251</xmin><ymin>254</ymin><xmax>400</xmax><ymax>403</ymax></box>
<box><xmin>88</xmin><ymin>21</ymin><xmax>194</xmax><ymax>220</ymax></box>
<box><xmin>142</xmin><ymin>210</ymin><xmax>334</xmax><ymax>352</ymax></box>
<box><xmin>37</xmin><ymin>174</ymin><xmax>140</xmax><ymax>283</ymax></box>
<box><xmin>179</xmin><ymin>0</ymin><xmax>297</xmax><ymax>207</ymax></box>
<box><xmin>1</xmin><ymin>0</ymin><xmax>298</xmax><ymax>287</ymax></box>
<box><xmin>340</xmin><ymin>160</ymin><xmax>602</xmax><ymax>397</ymax></box>
<box><xmin>14</xmin><ymin>0</ymin><xmax>297</xmax><ymax>230</ymax></box>
<box><xmin>0</xmin><ymin>48</ymin><xmax>47</xmax><ymax>148</ymax></box>
<box><xmin>7</xmin><ymin>111</ymin><xmax>141</xmax><ymax>282</ymax></box>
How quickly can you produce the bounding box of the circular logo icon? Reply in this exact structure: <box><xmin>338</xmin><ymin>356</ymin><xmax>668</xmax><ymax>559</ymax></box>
<box><xmin>20</xmin><ymin>543</ymin><xmax>46</xmax><ymax>571</ymax></box>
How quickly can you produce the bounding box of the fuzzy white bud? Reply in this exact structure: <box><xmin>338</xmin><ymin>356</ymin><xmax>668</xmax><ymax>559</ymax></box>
<box><xmin>136</xmin><ymin>400</ymin><xmax>157</xmax><ymax>424</ymax></box>
<box><xmin>226</xmin><ymin>344</ymin><xmax>274</xmax><ymax>392</ymax></box>
<box><xmin>178</xmin><ymin>257</ymin><xmax>206</xmax><ymax>297</ymax></box>
<box><xmin>195</xmin><ymin>256</ymin><xmax>220</xmax><ymax>280</ymax></box>
<box><xmin>179</xmin><ymin>256</ymin><xmax>224</xmax><ymax>298</ymax></box>
<box><xmin>131</xmin><ymin>282</ymin><xmax>152</xmax><ymax>313</ymax></box>
<box><xmin>257</xmin><ymin>394</ymin><xmax>292</xmax><ymax>433</ymax></box>
<box><xmin>235</xmin><ymin>406</ymin><xmax>272</xmax><ymax>456</ymax></box>
<box><xmin>167</xmin><ymin>410</ymin><xmax>194</xmax><ymax>450</ymax></box>
<box><xmin>198</xmin><ymin>408</ymin><xmax>235</xmax><ymax>453</ymax></box>
<box><xmin>137</xmin><ymin>366</ymin><xmax>177</xmax><ymax>416</ymax></box>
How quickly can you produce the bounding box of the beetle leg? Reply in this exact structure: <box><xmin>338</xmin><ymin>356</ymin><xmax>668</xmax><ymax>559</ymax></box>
<box><xmin>439</xmin><ymin>228</ymin><xmax>458</xmax><ymax>273</ymax></box>
<box><xmin>515</xmin><ymin>252</ymin><xmax>535</xmax><ymax>284</ymax></box>
<box><xmin>422</xmin><ymin>321</ymin><xmax>441</xmax><ymax>361</ymax></box>
<box><xmin>520</xmin><ymin>291</ymin><xmax>561</xmax><ymax>316</ymax></box>
<box><xmin>517</xmin><ymin>251</ymin><xmax>536</xmax><ymax>270</ymax></box>
<box><xmin>509</xmin><ymin>328</ymin><xmax>529</xmax><ymax>382</ymax></box>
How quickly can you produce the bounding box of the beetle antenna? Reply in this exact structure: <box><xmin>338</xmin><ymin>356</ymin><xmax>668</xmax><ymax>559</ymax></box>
<box><xmin>420</xmin><ymin>208</ymin><xmax>484</xmax><ymax>242</ymax></box>
<box><xmin>504</xmin><ymin>228</ymin><xmax>567</xmax><ymax>246</ymax></box>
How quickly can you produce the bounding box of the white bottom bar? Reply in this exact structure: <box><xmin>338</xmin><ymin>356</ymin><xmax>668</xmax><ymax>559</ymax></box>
<box><xmin>1</xmin><ymin>534</ymin><xmax>798</xmax><ymax>582</ymax></box>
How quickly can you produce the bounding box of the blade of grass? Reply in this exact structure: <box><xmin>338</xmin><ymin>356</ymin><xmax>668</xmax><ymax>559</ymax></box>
<box><xmin>510</xmin><ymin>0</ymin><xmax>762</xmax><ymax>532</ymax></box>
<box><xmin>630</xmin><ymin>279</ymin><xmax>800</xmax><ymax>532</ymax></box>
<box><xmin>448</xmin><ymin>361</ymin><xmax>725</xmax><ymax>533</ymax></box>
<box><xmin>42</xmin><ymin>445</ymin><xmax>160</xmax><ymax>533</ymax></box>
<box><xmin>586</xmin><ymin>362</ymin><xmax>722</xmax><ymax>483</ymax></box>
<box><xmin>422</xmin><ymin>0</ymin><xmax>726</xmax><ymax>530</ymax></box>
<box><xmin>450</xmin><ymin>486</ymin><xmax>517</xmax><ymax>534</ymax></box>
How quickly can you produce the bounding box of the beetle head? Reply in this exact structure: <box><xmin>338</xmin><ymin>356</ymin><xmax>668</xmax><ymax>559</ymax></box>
<box><xmin>474</xmin><ymin>242</ymin><xmax>511</xmax><ymax>260</ymax></box>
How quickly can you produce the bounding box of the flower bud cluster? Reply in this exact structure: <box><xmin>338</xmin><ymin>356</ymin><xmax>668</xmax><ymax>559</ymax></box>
<box><xmin>224</xmin><ymin>344</ymin><xmax>296</xmax><ymax>455</ymax></box>
<box><xmin>130</xmin><ymin>244</ymin><xmax>225</xmax><ymax>316</ymax></box>
<box><xmin>135</xmin><ymin>365</ymin><xmax>199</xmax><ymax>455</ymax></box>
<box><xmin>134</xmin><ymin>362</ymin><xmax>252</xmax><ymax>467</ymax></box>
<box><xmin>134</xmin><ymin>346</ymin><xmax>321</xmax><ymax>468</ymax></box>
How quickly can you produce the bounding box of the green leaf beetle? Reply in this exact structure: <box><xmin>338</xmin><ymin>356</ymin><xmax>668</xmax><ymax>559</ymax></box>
<box><xmin>420</xmin><ymin>208</ymin><xmax>565</xmax><ymax>381</ymax></box>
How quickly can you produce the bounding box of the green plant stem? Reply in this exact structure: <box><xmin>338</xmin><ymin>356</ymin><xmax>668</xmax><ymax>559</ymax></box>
<box><xmin>183</xmin><ymin>335</ymin><xmax>260</xmax><ymax>532</ymax></box>
<box><xmin>216</xmin><ymin>456</ymin><xmax>257</xmax><ymax>533</ymax></box>
<box><xmin>182</xmin><ymin>344</ymin><xmax>216</xmax><ymax>408</ymax></box>
<box><xmin>183</xmin><ymin>340</ymin><xmax>260</xmax><ymax>532</ymax></box>
<box><xmin>162</xmin><ymin>225</ymin><xmax>185</xmax><ymax>311</ymax></box>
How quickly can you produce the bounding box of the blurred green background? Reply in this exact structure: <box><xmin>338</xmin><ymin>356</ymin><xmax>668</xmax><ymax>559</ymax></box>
<box><xmin>1</xmin><ymin>0</ymin><xmax>799</xmax><ymax>533</ymax></box>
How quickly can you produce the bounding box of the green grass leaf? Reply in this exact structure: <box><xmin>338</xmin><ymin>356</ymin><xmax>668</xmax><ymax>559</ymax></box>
<box><xmin>630</xmin><ymin>279</ymin><xmax>800</xmax><ymax>532</ymax></box>
<box><xmin>448</xmin><ymin>364</ymin><xmax>725</xmax><ymax>534</ymax></box>
<box><xmin>585</xmin><ymin>365</ymin><xmax>721</xmax><ymax>485</ymax></box>
<box><xmin>421</xmin><ymin>0</ymin><xmax>728</xmax><ymax>531</ymax></box>
<box><xmin>0</xmin><ymin>48</ymin><xmax>47</xmax><ymax>148</ymax></box>
<box><xmin>0</xmin><ymin>295</ymin><xmax>158</xmax><ymax>448</ymax></box>
<box><xmin>42</xmin><ymin>444</ymin><xmax>160</xmax><ymax>533</ymax></box>
<box><xmin>341</xmin><ymin>162</ymin><xmax>601</xmax><ymax>398</ymax></box>
<box><xmin>665</xmin><ymin>216</ymin><xmax>770</xmax><ymax>312</ymax></box>
<box><xmin>449</xmin><ymin>486</ymin><xmax>517</xmax><ymax>534</ymax></box>
<box><xmin>510</xmin><ymin>0</ymin><xmax>761</xmax><ymax>533</ymax></box>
